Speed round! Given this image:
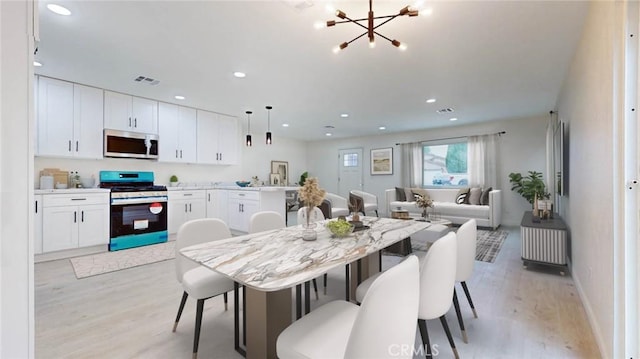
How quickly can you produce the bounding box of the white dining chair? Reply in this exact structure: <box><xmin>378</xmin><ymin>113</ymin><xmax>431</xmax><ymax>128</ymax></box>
<box><xmin>173</xmin><ymin>218</ymin><xmax>235</xmax><ymax>359</ymax></box>
<box><xmin>349</xmin><ymin>190</ymin><xmax>379</xmax><ymax>216</ymax></box>
<box><xmin>324</xmin><ymin>192</ymin><xmax>350</xmax><ymax>218</ymax></box>
<box><xmin>249</xmin><ymin>210</ymin><xmax>286</xmax><ymax>233</ymax></box>
<box><xmin>452</xmin><ymin>218</ymin><xmax>478</xmax><ymax>343</ymax></box>
<box><xmin>277</xmin><ymin>255</ymin><xmax>420</xmax><ymax>359</ymax></box>
<box><xmin>355</xmin><ymin>232</ymin><xmax>459</xmax><ymax>359</ymax></box>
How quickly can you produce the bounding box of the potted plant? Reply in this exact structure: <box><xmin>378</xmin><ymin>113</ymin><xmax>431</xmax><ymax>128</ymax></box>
<box><xmin>508</xmin><ymin>171</ymin><xmax>550</xmax><ymax>205</ymax></box>
<box><xmin>169</xmin><ymin>175</ymin><xmax>179</xmax><ymax>187</ymax></box>
<box><xmin>298</xmin><ymin>171</ymin><xmax>308</xmax><ymax>186</ymax></box>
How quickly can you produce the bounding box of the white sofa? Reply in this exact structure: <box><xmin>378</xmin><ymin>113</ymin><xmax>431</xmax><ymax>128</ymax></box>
<box><xmin>385</xmin><ymin>188</ymin><xmax>502</xmax><ymax>229</ymax></box>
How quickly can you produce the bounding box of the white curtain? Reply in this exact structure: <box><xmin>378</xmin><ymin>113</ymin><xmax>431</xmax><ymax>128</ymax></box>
<box><xmin>400</xmin><ymin>142</ymin><xmax>423</xmax><ymax>187</ymax></box>
<box><xmin>467</xmin><ymin>134</ymin><xmax>498</xmax><ymax>188</ymax></box>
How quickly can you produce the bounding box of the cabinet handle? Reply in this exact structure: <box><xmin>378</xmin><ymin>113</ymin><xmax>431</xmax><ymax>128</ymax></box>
<box><xmin>175</xmin><ymin>149</ymin><xmax>178</xmax><ymax>158</ymax></box>
<box><xmin>184</xmin><ymin>193</ymin><xmax>193</xmax><ymax>197</ymax></box>
<box><xmin>219</xmin><ymin>153</ymin><xmax>222</xmax><ymax>161</ymax></box>
<box><xmin>189</xmin><ymin>203</ymin><xmax>192</xmax><ymax>212</ymax></box>
<box><xmin>180</xmin><ymin>150</ymin><xmax>183</xmax><ymax>158</ymax></box>
<box><xmin>216</xmin><ymin>153</ymin><xmax>219</xmax><ymax>161</ymax></box>
<box><xmin>129</xmin><ymin>117</ymin><xmax>132</xmax><ymax>127</ymax></box>
<box><xmin>75</xmin><ymin>141</ymin><xmax>79</xmax><ymax>152</ymax></box>
<box><xmin>35</xmin><ymin>200</ymin><xmax>38</xmax><ymax>213</ymax></box>
<box><xmin>241</xmin><ymin>203</ymin><xmax>244</xmax><ymax>212</ymax></box>
<box><xmin>74</xmin><ymin>211</ymin><xmax>77</xmax><ymax>223</ymax></box>
<box><xmin>134</xmin><ymin>118</ymin><xmax>137</xmax><ymax>127</ymax></box>
<box><xmin>71</xmin><ymin>198</ymin><xmax>87</xmax><ymax>201</ymax></box>
<box><xmin>208</xmin><ymin>193</ymin><xmax>210</xmax><ymax>202</ymax></box>
<box><xmin>238</xmin><ymin>203</ymin><xmax>241</xmax><ymax>212</ymax></box>
<box><xmin>68</xmin><ymin>140</ymin><xmax>72</xmax><ymax>151</ymax></box>
<box><xmin>81</xmin><ymin>211</ymin><xmax>84</xmax><ymax>222</ymax></box>
<box><xmin>185</xmin><ymin>204</ymin><xmax>188</xmax><ymax>213</ymax></box>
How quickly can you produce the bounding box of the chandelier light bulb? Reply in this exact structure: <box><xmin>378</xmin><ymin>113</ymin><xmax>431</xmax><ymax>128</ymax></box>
<box><xmin>421</xmin><ymin>7</ymin><xmax>433</xmax><ymax>16</ymax></box>
<box><xmin>314</xmin><ymin>21</ymin><xmax>326</xmax><ymax>29</ymax></box>
<box><xmin>369</xmin><ymin>39</ymin><xmax>376</xmax><ymax>48</ymax></box>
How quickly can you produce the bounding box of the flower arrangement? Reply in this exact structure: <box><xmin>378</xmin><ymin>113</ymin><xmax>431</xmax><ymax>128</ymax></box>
<box><xmin>298</xmin><ymin>177</ymin><xmax>326</xmax><ymax>209</ymax></box>
<box><xmin>415</xmin><ymin>194</ymin><xmax>433</xmax><ymax>209</ymax></box>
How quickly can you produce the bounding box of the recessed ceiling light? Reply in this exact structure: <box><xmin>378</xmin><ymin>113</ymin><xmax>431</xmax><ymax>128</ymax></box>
<box><xmin>421</xmin><ymin>7</ymin><xmax>434</xmax><ymax>16</ymax></box>
<box><xmin>449</xmin><ymin>117</ymin><xmax>458</xmax><ymax>121</ymax></box>
<box><xmin>174</xmin><ymin>95</ymin><xmax>185</xmax><ymax>100</ymax></box>
<box><xmin>282</xmin><ymin>123</ymin><xmax>289</xmax><ymax>127</ymax></box>
<box><xmin>233</xmin><ymin>72</ymin><xmax>246</xmax><ymax>78</ymax></box>
<box><xmin>325</xmin><ymin>133</ymin><xmax>332</xmax><ymax>136</ymax></box>
<box><xmin>379</xmin><ymin>126</ymin><xmax>386</xmax><ymax>130</ymax></box>
<box><xmin>47</xmin><ymin>4</ymin><xmax>71</xmax><ymax>16</ymax></box>
<box><xmin>426</xmin><ymin>98</ymin><xmax>436</xmax><ymax>103</ymax></box>
<box><xmin>340</xmin><ymin>113</ymin><xmax>349</xmax><ymax>118</ymax></box>
<box><xmin>33</xmin><ymin>61</ymin><xmax>42</xmax><ymax>67</ymax></box>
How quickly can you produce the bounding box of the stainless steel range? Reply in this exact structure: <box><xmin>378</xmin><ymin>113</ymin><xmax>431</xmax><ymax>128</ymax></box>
<box><xmin>100</xmin><ymin>171</ymin><xmax>168</xmax><ymax>251</ymax></box>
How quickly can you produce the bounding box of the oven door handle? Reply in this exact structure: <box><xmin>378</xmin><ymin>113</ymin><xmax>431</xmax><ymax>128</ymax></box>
<box><xmin>111</xmin><ymin>197</ymin><xmax>168</xmax><ymax>205</ymax></box>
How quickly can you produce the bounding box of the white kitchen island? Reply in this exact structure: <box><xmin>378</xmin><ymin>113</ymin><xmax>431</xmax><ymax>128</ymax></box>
<box><xmin>168</xmin><ymin>185</ymin><xmax>296</xmax><ymax>233</ymax></box>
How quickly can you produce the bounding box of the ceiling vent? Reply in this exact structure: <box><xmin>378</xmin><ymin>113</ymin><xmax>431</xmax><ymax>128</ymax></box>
<box><xmin>436</xmin><ymin>108</ymin><xmax>454</xmax><ymax>114</ymax></box>
<box><xmin>134</xmin><ymin>76</ymin><xmax>159</xmax><ymax>86</ymax></box>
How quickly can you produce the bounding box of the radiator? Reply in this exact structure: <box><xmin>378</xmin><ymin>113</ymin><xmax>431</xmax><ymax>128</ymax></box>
<box><xmin>521</xmin><ymin>227</ymin><xmax>567</xmax><ymax>265</ymax></box>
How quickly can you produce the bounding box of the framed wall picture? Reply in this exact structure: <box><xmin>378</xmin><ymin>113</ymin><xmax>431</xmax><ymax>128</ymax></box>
<box><xmin>271</xmin><ymin>161</ymin><xmax>289</xmax><ymax>185</ymax></box>
<box><xmin>370</xmin><ymin>147</ymin><xmax>393</xmax><ymax>175</ymax></box>
<box><xmin>269</xmin><ymin>173</ymin><xmax>281</xmax><ymax>186</ymax></box>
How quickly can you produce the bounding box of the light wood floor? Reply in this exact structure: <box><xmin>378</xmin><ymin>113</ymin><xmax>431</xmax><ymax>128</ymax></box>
<box><xmin>35</xmin><ymin>226</ymin><xmax>600</xmax><ymax>359</ymax></box>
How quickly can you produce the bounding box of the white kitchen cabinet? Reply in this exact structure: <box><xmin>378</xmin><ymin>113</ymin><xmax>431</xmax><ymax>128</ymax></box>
<box><xmin>227</xmin><ymin>191</ymin><xmax>260</xmax><ymax>233</ymax></box>
<box><xmin>34</xmin><ymin>194</ymin><xmax>43</xmax><ymax>255</ymax></box>
<box><xmin>168</xmin><ymin>190</ymin><xmax>206</xmax><ymax>234</ymax></box>
<box><xmin>206</xmin><ymin>189</ymin><xmax>228</xmax><ymax>224</ymax></box>
<box><xmin>226</xmin><ymin>190</ymin><xmax>285</xmax><ymax>232</ymax></box>
<box><xmin>196</xmin><ymin>110</ymin><xmax>239</xmax><ymax>165</ymax></box>
<box><xmin>158</xmin><ymin>103</ymin><xmax>197</xmax><ymax>163</ymax></box>
<box><xmin>42</xmin><ymin>193</ymin><xmax>109</xmax><ymax>252</ymax></box>
<box><xmin>104</xmin><ymin>90</ymin><xmax>158</xmax><ymax>134</ymax></box>
<box><xmin>36</xmin><ymin>77</ymin><xmax>104</xmax><ymax>159</ymax></box>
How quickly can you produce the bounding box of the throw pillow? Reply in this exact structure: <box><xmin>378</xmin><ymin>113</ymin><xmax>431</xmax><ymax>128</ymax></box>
<box><xmin>395</xmin><ymin>187</ymin><xmax>407</xmax><ymax>201</ymax></box>
<box><xmin>404</xmin><ymin>188</ymin><xmax>415</xmax><ymax>202</ymax></box>
<box><xmin>468</xmin><ymin>187</ymin><xmax>482</xmax><ymax>205</ymax></box>
<box><xmin>480</xmin><ymin>187</ymin><xmax>493</xmax><ymax>205</ymax></box>
<box><xmin>455</xmin><ymin>188</ymin><xmax>470</xmax><ymax>204</ymax></box>
<box><xmin>412</xmin><ymin>188</ymin><xmax>430</xmax><ymax>201</ymax></box>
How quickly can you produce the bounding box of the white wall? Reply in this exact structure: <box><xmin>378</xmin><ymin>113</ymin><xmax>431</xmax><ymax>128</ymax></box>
<box><xmin>556</xmin><ymin>2</ymin><xmax>618</xmax><ymax>357</ymax></box>
<box><xmin>1</xmin><ymin>1</ymin><xmax>34</xmax><ymax>357</ymax></box>
<box><xmin>305</xmin><ymin>115</ymin><xmax>548</xmax><ymax>226</ymax></box>
<box><xmin>35</xmin><ymin>135</ymin><xmax>307</xmax><ymax>187</ymax></box>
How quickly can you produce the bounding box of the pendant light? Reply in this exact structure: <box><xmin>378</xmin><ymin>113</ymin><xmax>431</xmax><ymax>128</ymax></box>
<box><xmin>245</xmin><ymin>110</ymin><xmax>252</xmax><ymax>147</ymax></box>
<box><xmin>265</xmin><ymin>105</ymin><xmax>273</xmax><ymax>145</ymax></box>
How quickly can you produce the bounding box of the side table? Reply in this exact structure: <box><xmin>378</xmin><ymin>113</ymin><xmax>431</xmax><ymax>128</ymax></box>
<box><xmin>520</xmin><ymin>211</ymin><xmax>568</xmax><ymax>275</ymax></box>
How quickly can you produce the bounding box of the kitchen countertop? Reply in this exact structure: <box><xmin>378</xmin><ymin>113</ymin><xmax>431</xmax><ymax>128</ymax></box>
<box><xmin>166</xmin><ymin>185</ymin><xmax>299</xmax><ymax>191</ymax></box>
<box><xmin>35</xmin><ymin>188</ymin><xmax>110</xmax><ymax>194</ymax></box>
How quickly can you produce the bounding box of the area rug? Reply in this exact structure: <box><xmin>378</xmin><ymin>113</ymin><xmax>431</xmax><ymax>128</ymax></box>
<box><xmin>410</xmin><ymin>228</ymin><xmax>509</xmax><ymax>263</ymax></box>
<box><xmin>69</xmin><ymin>241</ymin><xmax>175</xmax><ymax>279</ymax></box>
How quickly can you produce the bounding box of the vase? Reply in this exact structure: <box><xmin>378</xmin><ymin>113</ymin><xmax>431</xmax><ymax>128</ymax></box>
<box><xmin>301</xmin><ymin>207</ymin><xmax>317</xmax><ymax>241</ymax></box>
<box><xmin>422</xmin><ymin>208</ymin><xmax>428</xmax><ymax>220</ymax></box>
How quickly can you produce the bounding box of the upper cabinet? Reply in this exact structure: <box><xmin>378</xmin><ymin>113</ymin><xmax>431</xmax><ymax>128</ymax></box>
<box><xmin>158</xmin><ymin>102</ymin><xmax>197</xmax><ymax>163</ymax></box>
<box><xmin>36</xmin><ymin>76</ymin><xmax>103</xmax><ymax>159</ymax></box>
<box><xmin>196</xmin><ymin>110</ymin><xmax>239</xmax><ymax>165</ymax></box>
<box><xmin>104</xmin><ymin>90</ymin><xmax>158</xmax><ymax>134</ymax></box>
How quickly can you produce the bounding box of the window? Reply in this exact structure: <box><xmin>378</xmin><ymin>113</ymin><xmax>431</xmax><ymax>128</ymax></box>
<box><xmin>422</xmin><ymin>141</ymin><xmax>468</xmax><ymax>187</ymax></box>
<box><xmin>343</xmin><ymin>153</ymin><xmax>359</xmax><ymax>167</ymax></box>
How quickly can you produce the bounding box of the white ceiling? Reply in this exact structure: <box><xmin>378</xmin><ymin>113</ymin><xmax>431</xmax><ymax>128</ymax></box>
<box><xmin>35</xmin><ymin>0</ymin><xmax>589</xmax><ymax>141</ymax></box>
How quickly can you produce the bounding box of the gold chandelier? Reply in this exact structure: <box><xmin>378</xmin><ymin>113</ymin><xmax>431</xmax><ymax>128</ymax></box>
<box><xmin>323</xmin><ymin>0</ymin><xmax>420</xmax><ymax>52</ymax></box>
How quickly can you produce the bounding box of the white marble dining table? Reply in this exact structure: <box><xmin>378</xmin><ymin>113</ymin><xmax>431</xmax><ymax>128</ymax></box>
<box><xmin>180</xmin><ymin>216</ymin><xmax>430</xmax><ymax>359</ymax></box>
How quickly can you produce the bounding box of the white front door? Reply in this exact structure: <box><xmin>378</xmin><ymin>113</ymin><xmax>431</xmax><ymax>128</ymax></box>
<box><xmin>338</xmin><ymin>148</ymin><xmax>363</xmax><ymax>199</ymax></box>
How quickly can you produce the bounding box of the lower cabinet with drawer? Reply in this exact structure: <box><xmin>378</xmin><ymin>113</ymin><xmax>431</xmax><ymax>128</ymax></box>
<box><xmin>226</xmin><ymin>189</ymin><xmax>286</xmax><ymax>232</ymax></box>
<box><xmin>42</xmin><ymin>192</ymin><xmax>110</xmax><ymax>252</ymax></box>
<box><xmin>168</xmin><ymin>190</ymin><xmax>207</xmax><ymax>234</ymax></box>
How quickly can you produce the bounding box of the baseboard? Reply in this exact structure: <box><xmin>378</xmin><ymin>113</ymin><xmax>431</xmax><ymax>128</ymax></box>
<box><xmin>572</xmin><ymin>269</ymin><xmax>608</xmax><ymax>358</ymax></box>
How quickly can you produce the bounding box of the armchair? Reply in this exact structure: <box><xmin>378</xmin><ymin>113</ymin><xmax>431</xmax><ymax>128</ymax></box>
<box><xmin>349</xmin><ymin>190</ymin><xmax>379</xmax><ymax>217</ymax></box>
<box><xmin>324</xmin><ymin>193</ymin><xmax>350</xmax><ymax>218</ymax></box>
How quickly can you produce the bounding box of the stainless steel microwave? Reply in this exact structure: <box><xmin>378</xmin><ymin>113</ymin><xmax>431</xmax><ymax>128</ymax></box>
<box><xmin>103</xmin><ymin>129</ymin><xmax>159</xmax><ymax>160</ymax></box>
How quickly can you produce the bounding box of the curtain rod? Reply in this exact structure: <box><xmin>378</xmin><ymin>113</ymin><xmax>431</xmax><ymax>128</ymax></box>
<box><xmin>395</xmin><ymin>131</ymin><xmax>506</xmax><ymax>146</ymax></box>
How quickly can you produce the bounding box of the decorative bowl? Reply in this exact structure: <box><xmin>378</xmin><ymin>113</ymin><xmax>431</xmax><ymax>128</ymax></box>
<box><xmin>236</xmin><ymin>181</ymin><xmax>251</xmax><ymax>187</ymax></box>
<box><xmin>80</xmin><ymin>177</ymin><xmax>96</xmax><ymax>188</ymax></box>
<box><xmin>325</xmin><ymin>220</ymin><xmax>355</xmax><ymax>238</ymax></box>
